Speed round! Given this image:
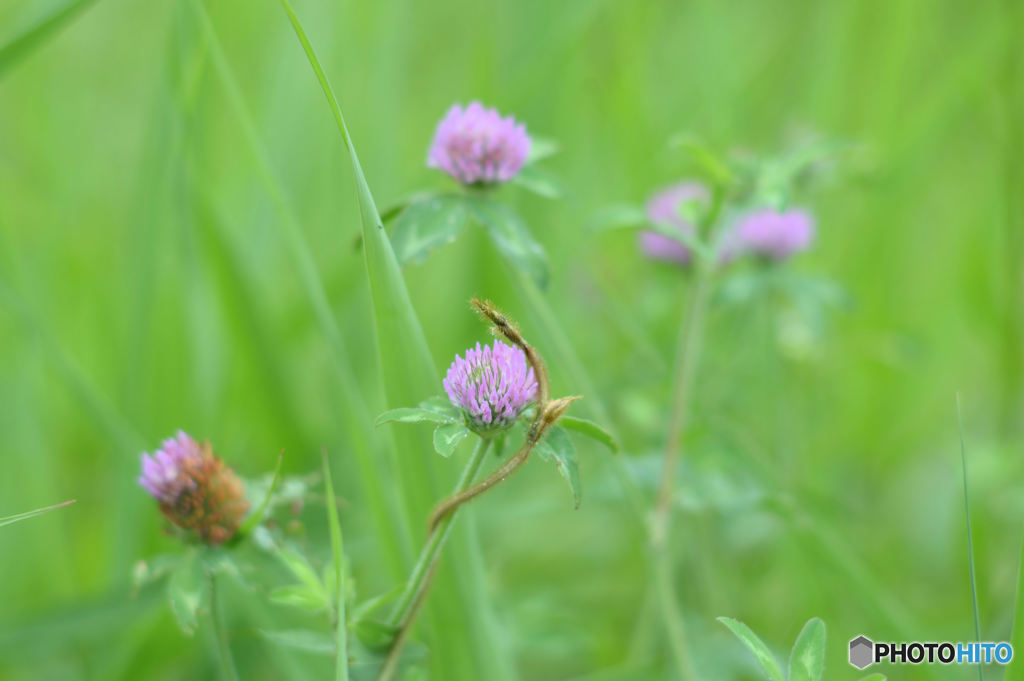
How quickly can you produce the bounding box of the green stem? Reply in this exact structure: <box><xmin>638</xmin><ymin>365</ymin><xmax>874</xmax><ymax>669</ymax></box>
<box><xmin>209</xmin><ymin>572</ymin><xmax>240</xmax><ymax>681</ymax></box>
<box><xmin>380</xmin><ymin>437</ymin><xmax>493</xmax><ymax>681</ymax></box>
<box><xmin>649</xmin><ymin>267</ymin><xmax>713</xmax><ymax>681</ymax></box>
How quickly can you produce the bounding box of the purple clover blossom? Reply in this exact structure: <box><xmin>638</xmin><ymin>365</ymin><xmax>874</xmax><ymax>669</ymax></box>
<box><xmin>731</xmin><ymin>208</ymin><xmax>815</xmax><ymax>260</ymax></box>
<box><xmin>639</xmin><ymin>182</ymin><xmax>709</xmax><ymax>264</ymax></box>
<box><xmin>427</xmin><ymin>102</ymin><xmax>531</xmax><ymax>185</ymax></box>
<box><xmin>139</xmin><ymin>430</ymin><xmax>249</xmax><ymax>545</ymax></box>
<box><xmin>139</xmin><ymin>430</ymin><xmax>201</xmax><ymax>503</ymax></box>
<box><xmin>443</xmin><ymin>339</ymin><xmax>538</xmax><ymax>433</ymax></box>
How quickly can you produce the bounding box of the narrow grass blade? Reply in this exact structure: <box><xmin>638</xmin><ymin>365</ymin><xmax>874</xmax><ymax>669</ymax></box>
<box><xmin>0</xmin><ymin>0</ymin><xmax>98</xmax><ymax>78</ymax></box>
<box><xmin>237</xmin><ymin>452</ymin><xmax>284</xmax><ymax>539</ymax></box>
<box><xmin>957</xmin><ymin>394</ymin><xmax>983</xmax><ymax>681</ymax></box>
<box><xmin>184</xmin><ymin>0</ymin><xmax>409</xmax><ymax>578</ymax></box>
<box><xmin>272</xmin><ymin>4</ymin><xmax>517</xmax><ymax>678</ymax></box>
<box><xmin>0</xmin><ymin>499</ymin><xmax>75</xmax><ymax>528</ymax></box>
<box><xmin>322</xmin><ymin>452</ymin><xmax>349</xmax><ymax>681</ymax></box>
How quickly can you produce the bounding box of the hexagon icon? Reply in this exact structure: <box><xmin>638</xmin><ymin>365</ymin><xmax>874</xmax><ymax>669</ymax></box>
<box><xmin>849</xmin><ymin>635</ymin><xmax>874</xmax><ymax>670</ymax></box>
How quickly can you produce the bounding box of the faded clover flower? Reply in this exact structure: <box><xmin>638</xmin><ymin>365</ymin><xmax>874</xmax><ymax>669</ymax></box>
<box><xmin>427</xmin><ymin>101</ymin><xmax>531</xmax><ymax>185</ymax></box>
<box><xmin>730</xmin><ymin>208</ymin><xmax>815</xmax><ymax>260</ymax></box>
<box><xmin>639</xmin><ymin>182</ymin><xmax>709</xmax><ymax>264</ymax></box>
<box><xmin>443</xmin><ymin>340</ymin><xmax>538</xmax><ymax>434</ymax></box>
<box><xmin>139</xmin><ymin>431</ymin><xmax>249</xmax><ymax>545</ymax></box>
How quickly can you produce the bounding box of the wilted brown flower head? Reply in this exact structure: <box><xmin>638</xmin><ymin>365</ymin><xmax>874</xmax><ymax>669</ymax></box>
<box><xmin>139</xmin><ymin>431</ymin><xmax>249</xmax><ymax>545</ymax></box>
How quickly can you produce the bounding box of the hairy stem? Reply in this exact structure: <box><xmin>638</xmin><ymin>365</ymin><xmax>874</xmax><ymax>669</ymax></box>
<box><xmin>379</xmin><ymin>437</ymin><xmax>493</xmax><ymax>681</ymax></box>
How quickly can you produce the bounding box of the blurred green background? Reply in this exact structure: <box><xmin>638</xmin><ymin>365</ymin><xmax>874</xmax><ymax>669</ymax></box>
<box><xmin>1</xmin><ymin>0</ymin><xmax>1021</xmax><ymax>679</ymax></box>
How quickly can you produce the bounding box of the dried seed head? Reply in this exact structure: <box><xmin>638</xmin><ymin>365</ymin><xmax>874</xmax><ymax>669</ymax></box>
<box><xmin>139</xmin><ymin>431</ymin><xmax>249</xmax><ymax>545</ymax></box>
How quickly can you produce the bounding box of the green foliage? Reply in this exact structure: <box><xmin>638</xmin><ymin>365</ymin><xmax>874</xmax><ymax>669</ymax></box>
<box><xmin>389</xmin><ymin>191</ymin><xmax>551</xmax><ymax>288</ymax></box>
<box><xmin>375</xmin><ymin>401</ymin><xmax>461</xmax><ymax>427</ymax></box>
<box><xmin>557</xmin><ymin>416</ymin><xmax>620</xmax><ymax>453</ymax></box>
<box><xmin>432</xmin><ymin>422</ymin><xmax>471</xmax><ymax>458</ymax></box>
<box><xmin>719</xmin><ymin>617</ymin><xmax>827</xmax><ymax>681</ymax></box>
<box><xmin>717</xmin><ymin>617</ymin><xmax>787</xmax><ymax>681</ymax></box>
<box><xmin>511</xmin><ymin>166</ymin><xmax>563</xmax><ymax>199</ymax></box>
<box><xmin>167</xmin><ymin>552</ymin><xmax>207</xmax><ymax>636</ymax></box>
<box><xmin>390</xmin><ymin>195</ymin><xmax>470</xmax><ymax>266</ymax></box>
<box><xmin>788</xmin><ymin>618</ymin><xmax>826</xmax><ymax>681</ymax></box>
<box><xmin>533</xmin><ymin>427</ymin><xmax>582</xmax><ymax>509</ymax></box>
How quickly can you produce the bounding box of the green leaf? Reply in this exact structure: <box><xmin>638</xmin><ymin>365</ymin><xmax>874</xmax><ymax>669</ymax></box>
<box><xmin>236</xmin><ymin>452</ymin><xmax>283</xmax><ymax>538</ymax></box>
<box><xmin>534</xmin><ymin>427</ymin><xmax>582</xmax><ymax>509</ymax></box>
<box><xmin>587</xmin><ymin>203</ymin><xmax>648</xmax><ymax>233</ymax></box>
<box><xmin>354</xmin><ymin>619</ymin><xmax>399</xmax><ymax>652</ymax></box>
<box><xmin>717</xmin><ymin>617</ymin><xmax>786</xmax><ymax>681</ymax></box>
<box><xmin>390</xmin><ymin>194</ymin><xmax>470</xmax><ymax>265</ymax></box>
<box><xmin>558</xmin><ymin>416</ymin><xmax>619</xmax><ymax>453</ymax></box>
<box><xmin>525</xmin><ymin>137</ymin><xmax>559</xmax><ymax>165</ymax></box>
<box><xmin>418</xmin><ymin>395</ymin><xmax>462</xmax><ymax>419</ymax></box>
<box><xmin>0</xmin><ymin>499</ymin><xmax>75</xmax><ymax>528</ymax></box>
<box><xmin>277</xmin><ymin>549</ymin><xmax>325</xmax><ymax>595</ymax></box>
<box><xmin>433</xmin><ymin>423</ymin><xmax>471</xmax><ymax>458</ymax></box>
<box><xmin>379</xmin><ymin>191</ymin><xmax>439</xmax><ymax>225</ymax></box>
<box><xmin>168</xmin><ymin>552</ymin><xmax>207</xmax><ymax>636</ymax></box>
<box><xmin>376</xmin><ymin>407</ymin><xmax>458</xmax><ymax>427</ymax></box>
<box><xmin>512</xmin><ymin>165</ymin><xmax>562</xmax><ymax>199</ymax></box>
<box><xmin>269</xmin><ymin>585</ymin><xmax>327</xmax><ymax>612</ymax></box>
<box><xmin>788</xmin><ymin>618</ymin><xmax>826</xmax><ymax>681</ymax></box>
<box><xmin>259</xmin><ymin>628</ymin><xmax>335</xmax><ymax>655</ymax></box>
<box><xmin>351</xmin><ymin>584</ymin><xmax>404</xmax><ymax>624</ymax></box>
<box><xmin>132</xmin><ymin>554</ymin><xmax>181</xmax><ymax>594</ymax></box>
<box><xmin>468</xmin><ymin>195</ymin><xmax>550</xmax><ymax>289</ymax></box>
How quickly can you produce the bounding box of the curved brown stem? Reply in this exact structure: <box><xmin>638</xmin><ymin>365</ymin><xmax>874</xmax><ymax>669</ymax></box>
<box><xmin>427</xmin><ymin>395</ymin><xmax>581</xmax><ymax>532</ymax></box>
<box><xmin>428</xmin><ymin>440</ymin><xmax>533</xmax><ymax>531</ymax></box>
